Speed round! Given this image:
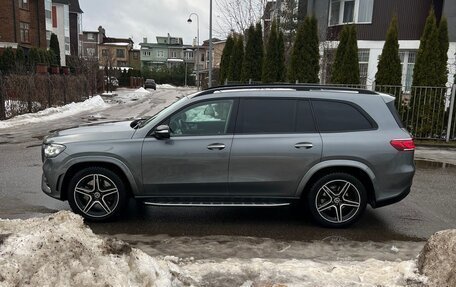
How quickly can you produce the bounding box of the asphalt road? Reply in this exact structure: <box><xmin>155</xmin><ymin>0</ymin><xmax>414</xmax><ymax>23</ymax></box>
<box><xmin>1</xmin><ymin>88</ymin><xmax>456</xmax><ymax>255</ymax></box>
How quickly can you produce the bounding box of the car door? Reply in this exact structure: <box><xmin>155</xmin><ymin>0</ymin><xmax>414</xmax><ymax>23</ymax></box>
<box><xmin>141</xmin><ymin>98</ymin><xmax>237</xmax><ymax>197</ymax></box>
<box><xmin>228</xmin><ymin>98</ymin><xmax>322</xmax><ymax>198</ymax></box>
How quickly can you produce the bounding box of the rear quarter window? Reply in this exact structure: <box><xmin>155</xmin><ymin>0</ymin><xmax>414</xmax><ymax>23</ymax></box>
<box><xmin>312</xmin><ymin>100</ymin><xmax>376</xmax><ymax>132</ymax></box>
<box><xmin>386</xmin><ymin>101</ymin><xmax>405</xmax><ymax>128</ymax></box>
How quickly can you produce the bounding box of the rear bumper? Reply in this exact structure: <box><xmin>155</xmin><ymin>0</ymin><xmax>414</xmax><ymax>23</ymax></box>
<box><xmin>372</xmin><ymin>186</ymin><xmax>411</xmax><ymax>208</ymax></box>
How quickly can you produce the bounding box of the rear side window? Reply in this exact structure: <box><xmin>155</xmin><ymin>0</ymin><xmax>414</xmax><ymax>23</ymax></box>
<box><xmin>237</xmin><ymin>99</ymin><xmax>296</xmax><ymax>133</ymax></box>
<box><xmin>312</xmin><ymin>100</ymin><xmax>375</xmax><ymax>132</ymax></box>
<box><xmin>296</xmin><ymin>100</ymin><xmax>316</xmax><ymax>133</ymax></box>
<box><xmin>386</xmin><ymin>101</ymin><xmax>404</xmax><ymax>128</ymax></box>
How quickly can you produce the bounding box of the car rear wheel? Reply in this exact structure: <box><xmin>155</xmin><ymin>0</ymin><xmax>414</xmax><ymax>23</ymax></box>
<box><xmin>67</xmin><ymin>167</ymin><xmax>127</xmax><ymax>221</ymax></box>
<box><xmin>306</xmin><ymin>173</ymin><xmax>367</xmax><ymax>228</ymax></box>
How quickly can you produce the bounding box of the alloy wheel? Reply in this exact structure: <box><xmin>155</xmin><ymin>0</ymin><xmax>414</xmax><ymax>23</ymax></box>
<box><xmin>315</xmin><ymin>179</ymin><xmax>361</xmax><ymax>224</ymax></box>
<box><xmin>73</xmin><ymin>174</ymin><xmax>120</xmax><ymax>218</ymax></box>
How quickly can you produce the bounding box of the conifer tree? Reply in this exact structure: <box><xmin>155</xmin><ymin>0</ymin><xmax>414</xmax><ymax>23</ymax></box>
<box><xmin>49</xmin><ymin>33</ymin><xmax>61</xmax><ymax>66</ymax></box>
<box><xmin>253</xmin><ymin>22</ymin><xmax>264</xmax><ymax>81</ymax></box>
<box><xmin>262</xmin><ymin>20</ymin><xmax>279</xmax><ymax>83</ymax></box>
<box><xmin>219</xmin><ymin>35</ymin><xmax>235</xmax><ymax>84</ymax></box>
<box><xmin>15</xmin><ymin>47</ymin><xmax>26</xmax><ymax>67</ymax></box>
<box><xmin>375</xmin><ymin>16</ymin><xmax>402</xmax><ymax>86</ymax></box>
<box><xmin>228</xmin><ymin>36</ymin><xmax>244</xmax><ymax>82</ymax></box>
<box><xmin>289</xmin><ymin>16</ymin><xmax>320</xmax><ymax>83</ymax></box>
<box><xmin>410</xmin><ymin>8</ymin><xmax>448</xmax><ymax>137</ymax></box>
<box><xmin>332</xmin><ymin>25</ymin><xmax>359</xmax><ymax>84</ymax></box>
<box><xmin>241</xmin><ymin>25</ymin><xmax>257</xmax><ymax>82</ymax></box>
<box><xmin>0</xmin><ymin>47</ymin><xmax>16</xmax><ymax>73</ymax></box>
<box><xmin>437</xmin><ymin>17</ymin><xmax>449</xmax><ymax>86</ymax></box>
<box><xmin>277</xmin><ymin>30</ymin><xmax>286</xmax><ymax>82</ymax></box>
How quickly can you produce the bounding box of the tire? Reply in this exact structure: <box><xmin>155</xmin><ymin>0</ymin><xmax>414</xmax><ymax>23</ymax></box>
<box><xmin>306</xmin><ymin>172</ymin><xmax>367</xmax><ymax>228</ymax></box>
<box><xmin>67</xmin><ymin>167</ymin><xmax>127</xmax><ymax>222</ymax></box>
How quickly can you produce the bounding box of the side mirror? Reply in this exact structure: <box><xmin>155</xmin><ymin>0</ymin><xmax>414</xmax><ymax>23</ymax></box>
<box><xmin>154</xmin><ymin>125</ymin><xmax>170</xmax><ymax>139</ymax></box>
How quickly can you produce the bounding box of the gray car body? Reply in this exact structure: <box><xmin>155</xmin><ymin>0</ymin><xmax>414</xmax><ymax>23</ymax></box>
<box><xmin>42</xmin><ymin>89</ymin><xmax>415</xmax><ymax>207</ymax></box>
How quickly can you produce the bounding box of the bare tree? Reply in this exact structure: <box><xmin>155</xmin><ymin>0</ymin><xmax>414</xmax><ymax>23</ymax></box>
<box><xmin>215</xmin><ymin>0</ymin><xmax>267</xmax><ymax>37</ymax></box>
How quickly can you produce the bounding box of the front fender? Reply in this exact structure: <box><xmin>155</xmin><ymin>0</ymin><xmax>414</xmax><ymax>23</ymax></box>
<box><xmin>59</xmin><ymin>155</ymin><xmax>141</xmax><ymax>195</ymax></box>
<box><xmin>295</xmin><ymin>160</ymin><xmax>377</xmax><ymax>197</ymax></box>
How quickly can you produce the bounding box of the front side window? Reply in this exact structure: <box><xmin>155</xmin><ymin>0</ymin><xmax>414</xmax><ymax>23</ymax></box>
<box><xmin>312</xmin><ymin>100</ymin><xmax>374</xmax><ymax>132</ymax></box>
<box><xmin>169</xmin><ymin>100</ymin><xmax>234</xmax><ymax>136</ymax></box>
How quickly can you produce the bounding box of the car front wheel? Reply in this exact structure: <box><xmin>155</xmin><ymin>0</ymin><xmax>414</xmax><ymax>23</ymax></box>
<box><xmin>67</xmin><ymin>167</ymin><xmax>127</xmax><ymax>221</ymax></box>
<box><xmin>306</xmin><ymin>173</ymin><xmax>367</xmax><ymax>228</ymax></box>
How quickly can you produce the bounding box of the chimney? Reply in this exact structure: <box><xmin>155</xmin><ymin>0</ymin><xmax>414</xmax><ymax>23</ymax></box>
<box><xmin>143</xmin><ymin>37</ymin><xmax>147</xmax><ymax>43</ymax></box>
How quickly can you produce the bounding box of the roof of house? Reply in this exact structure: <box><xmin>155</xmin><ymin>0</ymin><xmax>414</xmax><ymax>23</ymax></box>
<box><xmin>102</xmin><ymin>37</ymin><xmax>134</xmax><ymax>45</ymax></box>
<box><xmin>68</xmin><ymin>0</ymin><xmax>83</xmax><ymax>13</ymax></box>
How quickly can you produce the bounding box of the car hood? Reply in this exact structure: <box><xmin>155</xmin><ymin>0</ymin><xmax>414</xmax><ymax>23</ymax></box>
<box><xmin>44</xmin><ymin>120</ymin><xmax>136</xmax><ymax>144</ymax></box>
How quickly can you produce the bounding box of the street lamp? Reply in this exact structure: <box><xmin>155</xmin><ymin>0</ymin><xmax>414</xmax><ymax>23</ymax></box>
<box><xmin>187</xmin><ymin>13</ymin><xmax>199</xmax><ymax>89</ymax></box>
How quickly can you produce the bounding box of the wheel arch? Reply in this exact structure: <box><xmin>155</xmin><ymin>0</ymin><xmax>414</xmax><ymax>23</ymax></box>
<box><xmin>60</xmin><ymin>157</ymin><xmax>139</xmax><ymax>201</ymax></box>
<box><xmin>296</xmin><ymin>160</ymin><xmax>377</xmax><ymax>206</ymax></box>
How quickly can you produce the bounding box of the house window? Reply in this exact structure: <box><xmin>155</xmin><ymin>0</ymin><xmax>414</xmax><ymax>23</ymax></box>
<box><xmin>201</xmin><ymin>53</ymin><xmax>205</xmax><ymax>62</ymax></box>
<box><xmin>400</xmin><ymin>50</ymin><xmax>417</xmax><ymax>92</ymax></box>
<box><xmin>116</xmin><ymin>49</ymin><xmax>125</xmax><ymax>58</ymax></box>
<box><xmin>20</xmin><ymin>22</ymin><xmax>30</xmax><ymax>43</ymax></box>
<box><xmin>102</xmin><ymin>49</ymin><xmax>108</xmax><ymax>56</ymax></box>
<box><xmin>143</xmin><ymin>51</ymin><xmax>151</xmax><ymax>56</ymax></box>
<box><xmin>86</xmin><ymin>48</ymin><xmax>95</xmax><ymax>57</ymax></box>
<box><xmin>171</xmin><ymin>51</ymin><xmax>177</xmax><ymax>58</ymax></box>
<box><xmin>358</xmin><ymin>49</ymin><xmax>370</xmax><ymax>86</ymax></box>
<box><xmin>117</xmin><ymin>61</ymin><xmax>127</xmax><ymax>67</ymax></box>
<box><xmin>133</xmin><ymin>53</ymin><xmax>139</xmax><ymax>59</ymax></box>
<box><xmin>329</xmin><ymin>0</ymin><xmax>374</xmax><ymax>26</ymax></box>
<box><xmin>19</xmin><ymin>0</ymin><xmax>29</xmax><ymax>10</ymax></box>
<box><xmin>87</xmin><ymin>33</ymin><xmax>94</xmax><ymax>40</ymax></box>
<box><xmin>158</xmin><ymin>50</ymin><xmax>164</xmax><ymax>57</ymax></box>
<box><xmin>185</xmin><ymin>51</ymin><xmax>194</xmax><ymax>59</ymax></box>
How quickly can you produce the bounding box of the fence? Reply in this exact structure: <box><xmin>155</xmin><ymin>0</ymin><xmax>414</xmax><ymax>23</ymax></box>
<box><xmin>0</xmin><ymin>74</ymin><xmax>89</xmax><ymax>120</ymax></box>
<box><xmin>224</xmin><ymin>81</ymin><xmax>456</xmax><ymax>142</ymax></box>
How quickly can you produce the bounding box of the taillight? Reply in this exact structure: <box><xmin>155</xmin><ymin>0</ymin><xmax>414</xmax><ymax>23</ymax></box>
<box><xmin>390</xmin><ymin>139</ymin><xmax>415</xmax><ymax>151</ymax></box>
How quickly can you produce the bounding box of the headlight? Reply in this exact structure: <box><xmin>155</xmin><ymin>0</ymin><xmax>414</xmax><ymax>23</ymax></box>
<box><xmin>43</xmin><ymin>143</ymin><xmax>66</xmax><ymax>158</ymax></box>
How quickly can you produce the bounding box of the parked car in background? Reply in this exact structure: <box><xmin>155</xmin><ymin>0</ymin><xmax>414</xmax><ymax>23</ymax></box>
<box><xmin>41</xmin><ymin>84</ymin><xmax>415</xmax><ymax>227</ymax></box>
<box><xmin>145</xmin><ymin>79</ymin><xmax>156</xmax><ymax>90</ymax></box>
<box><xmin>104</xmin><ymin>76</ymin><xmax>119</xmax><ymax>89</ymax></box>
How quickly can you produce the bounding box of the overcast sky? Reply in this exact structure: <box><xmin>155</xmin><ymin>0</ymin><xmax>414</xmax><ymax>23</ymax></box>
<box><xmin>79</xmin><ymin>0</ymin><xmax>216</xmax><ymax>47</ymax></box>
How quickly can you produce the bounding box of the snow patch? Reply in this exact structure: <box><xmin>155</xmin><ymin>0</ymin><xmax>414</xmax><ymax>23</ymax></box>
<box><xmin>0</xmin><ymin>211</ymin><xmax>183</xmax><ymax>286</ymax></box>
<box><xmin>0</xmin><ymin>96</ymin><xmax>109</xmax><ymax>130</ymax></box>
<box><xmin>157</xmin><ymin>84</ymin><xmax>176</xmax><ymax>89</ymax></box>
<box><xmin>134</xmin><ymin>87</ymin><xmax>151</xmax><ymax>93</ymax></box>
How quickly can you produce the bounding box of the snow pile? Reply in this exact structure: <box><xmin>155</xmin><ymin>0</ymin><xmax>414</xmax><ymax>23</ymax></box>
<box><xmin>134</xmin><ymin>87</ymin><xmax>151</xmax><ymax>93</ymax></box>
<box><xmin>157</xmin><ymin>84</ymin><xmax>176</xmax><ymax>89</ymax></box>
<box><xmin>0</xmin><ymin>211</ymin><xmax>183</xmax><ymax>287</ymax></box>
<box><xmin>418</xmin><ymin>229</ymin><xmax>456</xmax><ymax>287</ymax></box>
<box><xmin>0</xmin><ymin>96</ymin><xmax>109</xmax><ymax>129</ymax></box>
<box><xmin>181</xmin><ymin>257</ymin><xmax>425</xmax><ymax>287</ymax></box>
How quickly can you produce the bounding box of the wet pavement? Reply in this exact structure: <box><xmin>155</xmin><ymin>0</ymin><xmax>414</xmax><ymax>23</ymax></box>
<box><xmin>1</xmin><ymin>87</ymin><xmax>456</xmax><ymax>261</ymax></box>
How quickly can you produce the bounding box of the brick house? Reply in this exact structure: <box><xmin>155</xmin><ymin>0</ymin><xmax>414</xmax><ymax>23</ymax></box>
<box><xmin>0</xmin><ymin>0</ymin><xmax>47</xmax><ymax>52</ymax></box>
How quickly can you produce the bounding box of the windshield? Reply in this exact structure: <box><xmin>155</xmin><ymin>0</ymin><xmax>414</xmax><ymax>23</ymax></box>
<box><xmin>137</xmin><ymin>96</ymin><xmax>189</xmax><ymax>128</ymax></box>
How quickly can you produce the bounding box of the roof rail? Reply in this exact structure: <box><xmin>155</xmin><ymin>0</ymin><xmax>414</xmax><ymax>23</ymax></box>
<box><xmin>194</xmin><ymin>84</ymin><xmax>378</xmax><ymax>97</ymax></box>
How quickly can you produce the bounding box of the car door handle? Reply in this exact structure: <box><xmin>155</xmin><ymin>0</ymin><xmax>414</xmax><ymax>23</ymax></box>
<box><xmin>207</xmin><ymin>143</ymin><xmax>226</xmax><ymax>150</ymax></box>
<box><xmin>295</xmin><ymin>142</ymin><xmax>313</xmax><ymax>149</ymax></box>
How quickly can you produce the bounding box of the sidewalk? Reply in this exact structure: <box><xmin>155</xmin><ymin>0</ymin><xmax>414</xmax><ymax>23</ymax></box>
<box><xmin>415</xmin><ymin>146</ymin><xmax>456</xmax><ymax>165</ymax></box>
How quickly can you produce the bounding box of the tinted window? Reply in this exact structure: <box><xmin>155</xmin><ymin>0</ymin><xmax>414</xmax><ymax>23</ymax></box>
<box><xmin>237</xmin><ymin>99</ymin><xmax>296</xmax><ymax>133</ymax></box>
<box><xmin>312</xmin><ymin>100</ymin><xmax>374</xmax><ymax>132</ymax></box>
<box><xmin>296</xmin><ymin>100</ymin><xmax>316</xmax><ymax>133</ymax></box>
<box><xmin>169</xmin><ymin>100</ymin><xmax>234</xmax><ymax>136</ymax></box>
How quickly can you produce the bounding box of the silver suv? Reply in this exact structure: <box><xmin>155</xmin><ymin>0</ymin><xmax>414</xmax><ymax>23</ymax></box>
<box><xmin>41</xmin><ymin>85</ymin><xmax>415</xmax><ymax>227</ymax></box>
